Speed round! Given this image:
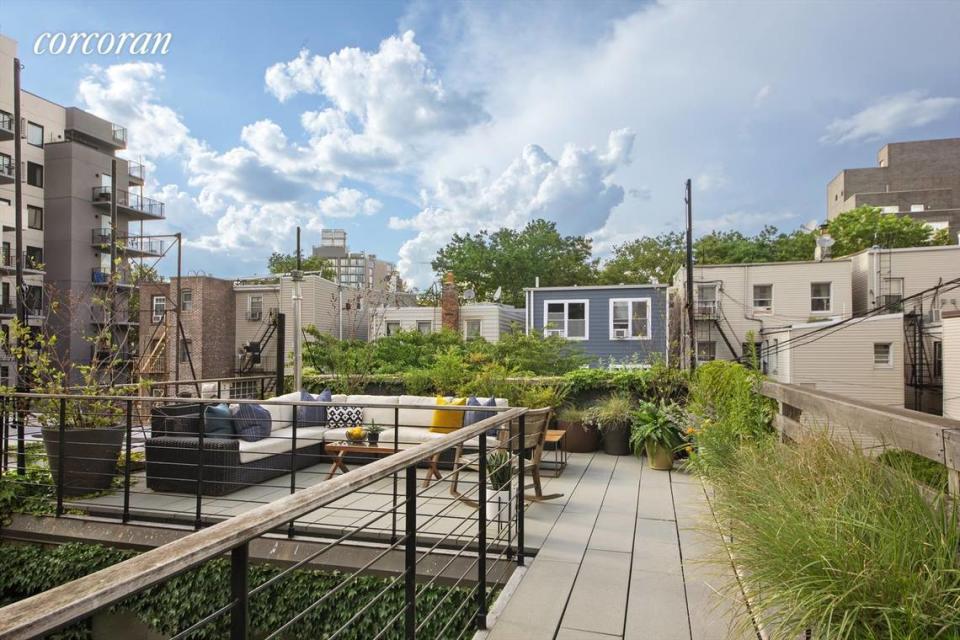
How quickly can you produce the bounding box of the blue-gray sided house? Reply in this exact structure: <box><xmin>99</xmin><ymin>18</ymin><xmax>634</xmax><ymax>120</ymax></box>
<box><xmin>523</xmin><ymin>285</ymin><xmax>670</xmax><ymax>366</ymax></box>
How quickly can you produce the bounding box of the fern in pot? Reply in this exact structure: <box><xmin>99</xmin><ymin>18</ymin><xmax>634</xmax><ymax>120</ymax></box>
<box><xmin>486</xmin><ymin>449</ymin><xmax>512</xmax><ymax>530</ymax></box>
<box><xmin>584</xmin><ymin>394</ymin><xmax>634</xmax><ymax>456</ymax></box>
<box><xmin>629</xmin><ymin>400</ymin><xmax>684</xmax><ymax>471</ymax></box>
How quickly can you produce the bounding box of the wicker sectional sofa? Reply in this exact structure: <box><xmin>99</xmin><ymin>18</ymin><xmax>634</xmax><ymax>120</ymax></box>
<box><xmin>145</xmin><ymin>392</ymin><xmax>508</xmax><ymax>496</ymax></box>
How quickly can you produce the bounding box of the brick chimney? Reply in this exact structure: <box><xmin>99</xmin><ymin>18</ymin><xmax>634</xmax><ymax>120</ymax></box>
<box><xmin>441</xmin><ymin>272</ymin><xmax>460</xmax><ymax>332</ymax></box>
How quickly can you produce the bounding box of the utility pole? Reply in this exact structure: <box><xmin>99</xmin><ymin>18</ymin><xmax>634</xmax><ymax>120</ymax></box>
<box><xmin>685</xmin><ymin>178</ymin><xmax>696</xmax><ymax>371</ymax></box>
<box><xmin>13</xmin><ymin>58</ymin><xmax>26</xmax><ymax>382</ymax></box>
<box><xmin>174</xmin><ymin>233</ymin><xmax>182</xmax><ymax>389</ymax></box>
<box><xmin>109</xmin><ymin>158</ymin><xmax>118</xmax><ymax>344</ymax></box>
<box><xmin>292</xmin><ymin>227</ymin><xmax>303</xmax><ymax>391</ymax></box>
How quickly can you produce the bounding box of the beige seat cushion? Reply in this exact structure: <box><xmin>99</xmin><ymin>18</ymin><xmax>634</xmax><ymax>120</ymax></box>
<box><xmin>237</xmin><ymin>425</ymin><xmax>327</xmax><ymax>464</ymax></box>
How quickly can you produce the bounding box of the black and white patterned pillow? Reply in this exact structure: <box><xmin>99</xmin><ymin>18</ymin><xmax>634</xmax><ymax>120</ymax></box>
<box><xmin>327</xmin><ymin>406</ymin><xmax>363</xmax><ymax>429</ymax></box>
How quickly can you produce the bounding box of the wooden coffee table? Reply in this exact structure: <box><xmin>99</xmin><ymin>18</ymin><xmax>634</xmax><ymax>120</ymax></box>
<box><xmin>542</xmin><ymin>429</ymin><xmax>568</xmax><ymax>477</ymax></box>
<box><xmin>325</xmin><ymin>441</ymin><xmax>443</xmax><ymax>487</ymax></box>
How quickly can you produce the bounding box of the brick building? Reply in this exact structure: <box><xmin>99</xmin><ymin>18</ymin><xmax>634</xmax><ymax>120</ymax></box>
<box><xmin>138</xmin><ymin>276</ymin><xmax>235</xmax><ymax>383</ymax></box>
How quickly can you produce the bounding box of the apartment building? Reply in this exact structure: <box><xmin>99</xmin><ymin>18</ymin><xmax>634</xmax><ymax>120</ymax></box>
<box><xmin>312</xmin><ymin>228</ymin><xmax>402</xmax><ymax>291</ymax></box>
<box><xmin>672</xmin><ymin>259</ymin><xmax>854</xmax><ymax>365</ymax></box>
<box><xmin>0</xmin><ymin>34</ymin><xmax>162</xmax><ymax>382</ymax></box>
<box><xmin>138</xmin><ymin>277</ymin><xmax>236</xmax><ymax>383</ymax></box>
<box><xmin>827</xmin><ymin>138</ymin><xmax>960</xmax><ymax>241</ymax></box>
<box><xmin>234</xmin><ymin>273</ymin><xmax>366</xmax><ymax>377</ymax></box>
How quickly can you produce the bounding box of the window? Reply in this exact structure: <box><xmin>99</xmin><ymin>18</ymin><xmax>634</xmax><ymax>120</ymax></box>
<box><xmin>873</xmin><ymin>342</ymin><xmax>892</xmax><ymax>367</ymax></box>
<box><xmin>385</xmin><ymin>321</ymin><xmax>401</xmax><ymax>336</ymax></box>
<box><xmin>24</xmin><ymin>286</ymin><xmax>42</xmax><ymax>313</ymax></box>
<box><xmin>926</xmin><ymin>220</ymin><xmax>950</xmax><ymax>232</ymax></box>
<box><xmin>27</xmin><ymin>205</ymin><xmax>42</xmax><ymax>230</ymax></box>
<box><xmin>101</xmin><ymin>173</ymin><xmax>112</xmax><ymax>189</ymax></box>
<box><xmin>696</xmin><ymin>341</ymin><xmax>716</xmax><ymax>363</ymax></box>
<box><xmin>609</xmin><ymin>298</ymin><xmax>650</xmax><ymax>339</ymax></box>
<box><xmin>25</xmin><ymin>246</ymin><xmax>43</xmax><ymax>269</ymax></box>
<box><xmin>544</xmin><ymin>300</ymin><xmax>588</xmax><ymax>339</ymax></box>
<box><xmin>464</xmin><ymin>319</ymin><xmax>482</xmax><ymax>339</ymax></box>
<box><xmin>881</xmin><ymin>278</ymin><xmax>903</xmax><ymax>311</ymax></box>
<box><xmin>248</xmin><ymin>295</ymin><xmax>263</xmax><ymax>321</ymax></box>
<box><xmin>752</xmin><ymin>284</ymin><xmax>773</xmax><ymax>313</ymax></box>
<box><xmin>179</xmin><ymin>339</ymin><xmax>192</xmax><ymax>364</ymax></box>
<box><xmin>417</xmin><ymin>320</ymin><xmax>432</xmax><ymax>335</ymax></box>
<box><xmin>26</xmin><ymin>122</ymin><xmax>43</xmax><ymax>147</ymax></box>
<box><xmin>880</xmin><ymin>205</ymin><xmax>899</xmax><ymax>214</ymax></box>
<box><xmin>810</xmin><ymin>282</ymin><xmax>831</xmax><ymax>312</ymax></box>
<box><xmin>934</xmin><ymin>341</ymin><xmax>942</xmax><ymax>379</ymax></box>
<box><xmin>910</xmin><ymin>204</ymin><xmax>925</xmax><ymax>212</ymax></box>
<box><xmin>767</xmin><ymin>338</ymin><xmax>779</xmax><ymax>375</ymax></box>
<box><xmin>26</xmin><ymin>162</ymin><xmax>43</xmax><ymax>187</ymax></box>
<box><xmin>0</xmin><ymin>153</ymin><xmax>11</xmax><ymax>176</ymax></box>
<box><xmin>181</xmin><ymin>288</ymin><xmax>193</xmax><ymax>311</ymax></box>
<box><xmin>1</xmin><ymin>241</ymin><xmax>9</xmax><ymax>267</ymax></box>
<box><xmin>1</xmin><ymin>282</ymin><xmax>9</xmax><ymax>307</ymax></box>
<box><xmin>151</xmin><ymin>295</ymin><xmax>166</xmax><ymax>323</ymax></box>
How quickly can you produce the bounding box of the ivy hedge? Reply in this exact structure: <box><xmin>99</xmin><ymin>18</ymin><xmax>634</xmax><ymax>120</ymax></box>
<box><xmin>0</xmin><ymin>542</ymin><xmax>486</xmax><ymax>640</ymax></box>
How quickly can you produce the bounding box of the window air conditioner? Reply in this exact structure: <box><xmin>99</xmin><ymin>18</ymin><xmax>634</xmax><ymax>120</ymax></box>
<box><xmin>613</xmin><ymin>328</ymin><xmax>628</xmax><ymax>339</ymax></box>
<box><xmin>545</xmin><ymin>329</ymin><xmax>564</xmax><ymax>337</ymax></box>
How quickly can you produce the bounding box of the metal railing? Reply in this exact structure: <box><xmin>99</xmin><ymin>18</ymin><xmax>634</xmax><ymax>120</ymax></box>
<box><xmin>91</xmin><ymin>229</ymin><xmax>165</xmax><ymax>255</ymax></box>
<box><xmin>128</xmin><ymin>160</ymin><xmax>145</xmax><ymax>182</ymax></box>
<box><xmin>112</xmin><ymin>123</ymin><xmax>128</xmax><ymax>145</ymax></box>
<box><xmin>0</xmin><ymin>393</ymin><xmax>528</xmax><ymax>639</ymax></box>
<box><xmin>0</xmin><ymin>160</ymin><xmax>13</xmax><ymax>179</ymax></box>
<box><xmin>91</xmin><ymin>267</ymin><xmax>134</xmax><ymax>286</ymax></box>
<box><xmin>694</xmin><ymin>300</ymin><xmax>720</xmax><ymax>318</ymax></box>
<box><xmin>0</xmin><ymin>251</ymin><xmax>44</xmax><ymax>272</ymax></box>
<box><xmin>91</xmin><ymin>187</ymin><xmax>165</xmax><ymax>218</ymax></box>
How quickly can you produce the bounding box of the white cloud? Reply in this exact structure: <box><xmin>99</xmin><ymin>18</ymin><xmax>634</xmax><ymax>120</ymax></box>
<box><xmin>754</xmin><ymin>84</ymin><xmax>772</xmax><ymax>105</ymax></box>
<box><xmin>316</xmin><ymin>188</ymin><xmax>383</xmax><ymax>220</ymax></box>
<box><xmin>390</xmin><ymin>128</ymin><xmax>634</xmax><ymax>285</ymax></box>
<box><xmin>821</xmin><ymin>90</ymin><xmax>960</xmax><ymax>144</ymax></box>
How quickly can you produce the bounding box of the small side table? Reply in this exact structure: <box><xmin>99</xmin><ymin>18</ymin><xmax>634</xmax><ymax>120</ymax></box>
<box><xmin>542</xmin><ymin>429</ymin><xmax>568</xmax><ymax>477</ymax></box>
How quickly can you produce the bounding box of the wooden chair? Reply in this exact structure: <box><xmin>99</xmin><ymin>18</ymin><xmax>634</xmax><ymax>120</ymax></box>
<box><xmin>449</xmin><ymin>407</ymin><xmax>563</xmax><ymax>502</ymax></box>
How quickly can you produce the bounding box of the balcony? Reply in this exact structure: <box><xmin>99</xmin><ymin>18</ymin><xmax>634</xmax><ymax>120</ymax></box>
<box><xmin>127</xmin><ymin>160</ymin><xmax>145</xmax><ymax>185</ymax></box>
<box><xmin>0</xmin><ymin>251</ymin><xmax>45</xmax><ymax>274</ymax></box>
<box><xmin>112</xmin><ymin>124</ymin><xmax>128</xmax><ymax>147</ymax></box>
<box><xmin>0</xmin><ymin>302</ymin><xmax>14</xmax><ymax>317</ymax></box>
<box><xmin>91</xmin><ymin>229</ymin><xmax>165</xmax><ymax>257</ymax></box>
<box><xmin>91</xmin><ymin>187</ymin><xmax>165</xmax><ymax>220</ymax></box>
<box><xmin>91</xmin><ymin>308</ymin><xmax>138</xmax><ymax>326</ymax></box>
<box><xmin>0</xmin><ymin>111</ymin><xmax>12</xmax><ymax>142</ymax></box>
<box><xmin>91</xmin><ymin>267</ymin><xmax>134</xmax><ymax>288</ymax></box>
<box><xmin>0</xmin><ymin>160</ymin><xmax>13</xmax><ymax>185</ymax></box>
<box><xmin>693</xmin><ymin>299</ymin><xmax>720</xmax><ymax>319</ymax></box>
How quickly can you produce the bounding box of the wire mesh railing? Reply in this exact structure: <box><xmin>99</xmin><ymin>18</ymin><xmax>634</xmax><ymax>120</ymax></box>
<box><xmin>0</xmin><ymin>392</ymin><xmax>531</xmax><ymax>639</ymax></box>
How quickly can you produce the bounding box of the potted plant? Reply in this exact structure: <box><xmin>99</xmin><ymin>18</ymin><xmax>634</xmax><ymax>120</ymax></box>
<box><xmin>584</xmin><ymin>394</ymin><xmax>634</xmax><ymax>456</ymax></box>
<box><xmin>557</xmin><ymin>405</ymin><xmax>597</xmax><ymax>453</ymax></box>
<box><xmin>8</xmin><ymin>277</ymin><xmax>140</xmax><ymax>497</ymax></box>
<box><xmin>629</xmin><ymin>400</ymin><xmax>684</xmax><ymax>471</ymax></box>
<box><xmin>366</xmin><ymin>421</ymin><xmax>384</xmax><ymax>445</ymax></box>
<box><xmin>486</xmin><ymin>449</ymin><xmax>512</xmax><ymax>530</ymax></box>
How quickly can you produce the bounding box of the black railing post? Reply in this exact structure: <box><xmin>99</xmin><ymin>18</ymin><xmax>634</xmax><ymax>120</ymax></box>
<box><xmin>288</xmin><ymin>407</ymin><xmax>297</xmax><ymax>539</ymax></box>
<box><xmin>1</xmin><ymin>397</ymin><xmax>7</xmax><ymax>474</ymax></box>
<box><xmin>217</xmin><ymin>380</ymin><xmax>222</xmax><ymax>399</ymax></box>
<box><xmin>516</xmin><ymin>413</ymin><xmax>525</xmax><ymax>567</ymax></box>
<box><xmin>404</xmin><ymin>465</ymin><xmax>417</xmax><ymax>639</ymax></box>
<box><xmin>122</xmin><ymin>400</ymin><xmax>133</xmax><ymax>523</ymax></box>
<box><xmin>392</xmin><ymin>406</ymin><xmax>399</xmax><ymax>544</ymax></box>
<box><xmin>56</xmin><ymin>398</ymin><xmax>66</xmax><ymax>516</ymax></box>
<box><xmin>230</xmin><ymin>543</ymin><xmax>249</xmax><ymax>640</ymax></box>
<box><xmin>476</xmin><ymin>434</ymin><xmax>488</xmax><ymax>630</ymax></box>
<box><xmin>259</xmin><ymin>377</ymin><xmax>265</xmax><ymax>400</ymax></box>
<box><xmin>195</xmin><ymin>403</ymin><xmax>205</xmax><ymax>530</ymax></box>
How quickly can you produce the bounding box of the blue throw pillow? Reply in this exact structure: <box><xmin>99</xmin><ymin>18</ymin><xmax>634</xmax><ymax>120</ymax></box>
<box><xmin>465</xmin><ymin>396</ymin><xmax>499</xmax><ymax>435</ymax></box>
<box><xmin>231</xmin><ymin>403</ymin><xmax>272</xmax><ymax>442</ymax></box>
<box><xmin>203</xmin><ymin>403</ymin><xmax>235</xmax><ymax>439</ymax></box>
<box><xmin>297</xmin><ymin>388</ymin><xmax>330</xmax><ymax>427</ymax></box>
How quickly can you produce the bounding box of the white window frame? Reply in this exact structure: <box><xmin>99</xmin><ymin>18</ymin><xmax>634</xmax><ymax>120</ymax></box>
<box><xmin>151</xmin><ymin>295</ymin><xmax>165</xmax><ymax>323</ymax></box>
<box><xmin>417</xmin><ymin>320</ymin><xmax>433</xmax><ymax>335</ymax></box>
<box><xmin>696</xmin><ymin>341</ymin><xmax>716</xmax><ymax>363</ymax></box>
<box><xmin>463</xmin><ymin>318</ymin><xmax>482</xmax><ymax>339</ymax></box>
<box><xmin>608</xmin><ymin>298</ymin><xmax>652</xmax><ymax>340</ymax></box>
<box><xmin>873</xmin><ymin>342</ymin><xmax>893</xmax><ymax>368</ymax></box>
<box><xmin>385</xmin><ymin>321</ymin><xmax>401</xmax><ymax>336</ymax></box>
<box><xmin>542</xmin><ymin>299</ymin><xmax>589</xmax><ymax>341</ymax></box>
<box><xmin>810</xmin><ymin>282</ymin><xmax>832</xmax><ymax>313</ymax></box>
<box><xmin>248</xmin><ymin>295</ymin><xmax>263</xmax><ymax>321</ymax></box>
<box><xmin>752</xmin><ymin>284</ymin><xmax>773</xmax><ymax>314</ymax></box>
<box><xmin>180</xmin><ymin>288</ymin><xmax>193</xmax><ymax>311</ymax></box>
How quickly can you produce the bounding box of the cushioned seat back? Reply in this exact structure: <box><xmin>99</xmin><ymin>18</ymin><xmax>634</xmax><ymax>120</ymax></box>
<box><xmin>346</xmin><ymin>394</ymin><xmax>399</xmax><ymax>427</ymax></box>
<box><xmin>263</xmin><ymin>391</ymin><xmax>302</xmax><ymax>431</ymax></box>
<box><xmin>398</xmin><ymin>395</ymin><xmax>441</xmax><ymax>427</ymax></box>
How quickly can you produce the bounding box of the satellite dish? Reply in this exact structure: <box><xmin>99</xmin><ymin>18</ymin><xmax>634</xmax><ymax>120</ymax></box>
<box><xmin>463</xmin><ymin>289</ymin><xmax>476</xmax><ymax>301</ymax></box>
<box><xmin>816</xmin><ymin>235</ymin><xmax>835</xmax><ymax>248</ymax></box>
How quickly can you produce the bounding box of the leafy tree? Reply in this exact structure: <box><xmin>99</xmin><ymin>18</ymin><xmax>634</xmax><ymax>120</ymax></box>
<box><xmin>598</xmin><ymin>231</ymin><xmax>685</xmax><ymax>285</ymax></box>
<box><xmin>431</xmin><ymin>219</ymin><xmax>598</xmax><ymax>306</ymax></box>
<box><xmin>267</xmin><ymin>252</ymin><xmax>336</xmax><ymax>279</ymax></box>
<box><xmin>825</xmin><ymin>206</ymin><xmax>950</xmax><ymax>256</ymax></box>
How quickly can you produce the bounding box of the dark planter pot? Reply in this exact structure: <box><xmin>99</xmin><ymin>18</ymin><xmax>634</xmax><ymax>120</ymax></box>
<box><xmin>560</xmin><ymin>419</ymin><xmax>599</xmax><ymax>453</ymax></box>
<box><xmin>41</xmin><ymin>424</ymin><xmax>125</xmax><ymax>497</ymax></box>
<box><xmin>367</xmin><ymin>432</ymin><xmax>381</xmax><ymax>445</ymax></box>
<box><xmin>601</xmin><ymin>424</ymin><xmax>631</xmax><ymax>456</ymax></box>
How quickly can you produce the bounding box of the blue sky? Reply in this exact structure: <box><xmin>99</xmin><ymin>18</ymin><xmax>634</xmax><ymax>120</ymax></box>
<box><xmin>4</xmin><ymin>0</ymin><xmax>960</xmax><ymax>288</ymax></box>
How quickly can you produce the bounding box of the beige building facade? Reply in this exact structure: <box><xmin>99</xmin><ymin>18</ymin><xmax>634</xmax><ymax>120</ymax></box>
<box><xmin>369</xmin><ymin>303</ymin><xmax>524</xmax><ymax>342</ymax></box>
<box><xmin>943</xmin><ymin>311</ymin><xmax>960</xmax><ymax>421</ymax></box>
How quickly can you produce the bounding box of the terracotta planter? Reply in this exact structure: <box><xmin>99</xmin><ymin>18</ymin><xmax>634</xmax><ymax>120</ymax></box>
<box><xmin>561</xmin><ymin>419</ymin><xmax>599</xmax><ymax>453</ymax></box>
<box><xmin>646</xmin><ymin>442</ymin><xmax>675</xmax><ymax>471</ymax></box>
<box><xmin>601</xmin><ymin>424</ymin><xmax>631</xmax><ymax>456</ymax></box>
<box><xmin>41</xmin><ymin>424</ymin><xmax>125</xmax><ymax>497</ymax></box>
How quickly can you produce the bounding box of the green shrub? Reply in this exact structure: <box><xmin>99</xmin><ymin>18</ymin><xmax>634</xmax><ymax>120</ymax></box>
<box><xmin>583</xmin><ymin>393</ymin><xmax>634</xmax><ymax>433</ymax></box>
<box><xmin>878</xmin><ymin>449</ymin><xmax>948</xmax><ymax>492</ymax></box>
<box><xmin>710</xmin><ymin>436</ymin><xmax>960</xmax><ymax>639</ymax></box>
<box><xmin>629</xmin><ymin>401</ymin><xmax>685</xmax><ymax>455</ymax></box>
<box><xmin>0</xmin><ymin>542</ymin><xmax>489</xmax><ymax>640</ymax></box>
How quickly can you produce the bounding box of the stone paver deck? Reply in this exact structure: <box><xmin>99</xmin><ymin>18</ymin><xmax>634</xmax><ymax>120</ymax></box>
<box><xmin>485</xmin><ymin>453</ymin><xmax>756</xmax><ymax>640</ymax></box>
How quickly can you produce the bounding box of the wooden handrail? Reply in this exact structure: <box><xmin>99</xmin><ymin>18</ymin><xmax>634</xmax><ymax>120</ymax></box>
<box><xmin>760</xmin><ymin>380</ymin><xmax>960</xmax><ymax>494</ymax></box>
<box><xmin>0</xmin><ymin>406</ymin><xmax>528</xmax><ymax>639</ymax></box>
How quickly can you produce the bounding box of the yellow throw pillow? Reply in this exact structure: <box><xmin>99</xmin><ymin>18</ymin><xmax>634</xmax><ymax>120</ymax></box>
<box><xmin>429</xmin><ymin>396</ymin><xmax>466</xmax><ymax>433</ymax></box>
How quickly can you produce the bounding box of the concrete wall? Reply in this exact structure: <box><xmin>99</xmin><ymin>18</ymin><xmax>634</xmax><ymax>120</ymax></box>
<box><xmin>944</xmin><ymin>312</ymin><xmax>960</xmax><ymax>420</ymax></box>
